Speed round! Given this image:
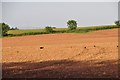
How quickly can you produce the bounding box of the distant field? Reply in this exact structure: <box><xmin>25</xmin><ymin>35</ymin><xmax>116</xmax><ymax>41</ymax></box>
<box><xmin>7</xmin><ymin>25</ymin><xmax>120</xmax><ymax>37</ymax></box>
<box><xmin>7</xmin><ymin>29</ymin><xmax>46</xmax><ymax>34</ymax></box>
<box><xmin>7</xmin><ymin>28</ymin><xmax>68</xmax><ymax>34</ymax></box>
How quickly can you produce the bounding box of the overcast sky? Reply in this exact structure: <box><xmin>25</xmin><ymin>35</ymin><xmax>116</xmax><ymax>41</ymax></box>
<box><xmin>0</xmin><ymin>2</ymin><xmax>2</xmax><ymax>22</ymax></box>
<box><xmin>2</xmin><ymin>2</ymin><xmax>118</xmax><ymax>29</ymax></box>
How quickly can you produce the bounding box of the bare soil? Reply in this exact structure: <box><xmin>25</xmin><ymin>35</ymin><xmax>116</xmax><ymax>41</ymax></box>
<box><xmin>2</xmin><ymin>29</ymin><xmax>119</xmax><ymax>78</ymax></box>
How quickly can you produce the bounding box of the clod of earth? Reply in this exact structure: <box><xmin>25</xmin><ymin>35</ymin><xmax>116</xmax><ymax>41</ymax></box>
<box><xmin>40</xmin><ymin>47</ymin><xmax>44</xmax><ymax>49</ymax></box>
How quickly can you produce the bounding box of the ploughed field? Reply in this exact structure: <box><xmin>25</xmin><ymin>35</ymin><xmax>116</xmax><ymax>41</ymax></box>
<box><xmin>2</xmin><ymin>29</ymin><xmax>119</xmax><ymax>78</ymax></box>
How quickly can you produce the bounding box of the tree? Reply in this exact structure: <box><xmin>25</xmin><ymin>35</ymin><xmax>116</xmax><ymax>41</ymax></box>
<box><xmin>67</xmin><ymin>20</ymin><xmax>77</xmax><ymax>30</ymax></box>
<box><xmin>115</xmin><ymin>20</ymin><xmax>120</xmax><ymax>26</ymax></box>
<box><xmin>10</xmin><ymin>27</ymin><xmax>15</xmax><ymax>30</ymax></box>
<box><xmin>0</xmin><ymin>23</ymin><xmax>10</xmax><ymax>36</ymax></box>
<box><xmin>10</xmin><ymin>27</ymin><xmax>19</xmax><ymax>30</ymax></box>
<box><xmin>45</xmin><ymin>26</ymin><xmax>54</xmax><ymax>33</ymax></box>
<box><xmin>15</xmin><ymin>27</ymin><xmax>19</xmax><ymax>30</ymax></box>
<box><xmin>52</xmin><ymin>27</ymin><xmax>56</xmax><ymax>29</ymax></box>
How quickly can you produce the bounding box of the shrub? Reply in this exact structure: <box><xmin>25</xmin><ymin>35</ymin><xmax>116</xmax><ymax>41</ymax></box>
<box><xmin>14</xmin><ymin>27</ymin><xmax>19</xmax><ymax>30</ymax></box>
<box><xmin>67</xmin><ymin>20</ymin><xmax>77</xmax><ymax>30</ymax></box>
<box><xmin>115</xmin><ymin>20</ymin><xmax>120</xmax><ymax>26</ymax></box>
<box><xmin>45</xmin><ymin>26</ymin><xmax>54</xmax><ymax>33</ymax></box>
<box><xmin>10</xmin><ymin>27</ymin><xmax>15</xmax><ymax>30</ymax></box>
<box><xmin>0</xmin><ymin>23</ymin><xmax>10</xmax><ymax>36</ymax></box>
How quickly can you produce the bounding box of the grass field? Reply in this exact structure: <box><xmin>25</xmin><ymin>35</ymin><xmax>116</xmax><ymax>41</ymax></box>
<box><xmin>7</xmin><ymin>28</ymin><xmax>68</xmax><ymax>34</ymax></box>
<box><xmin>6</xmin><ymin>25</ymin><xmax>120</xmax><ymax>37</ymax></box>
<box><xmin>7</xmin><ymin>29</ymin><xmax>46</xmax><ymax>34</ymax></box>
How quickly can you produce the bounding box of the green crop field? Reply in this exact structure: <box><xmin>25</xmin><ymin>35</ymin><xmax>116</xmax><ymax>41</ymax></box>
<box><xmin>7</xmin><ymin>29</ymin><xmax>46</xmax><ymax>34</ymax></box>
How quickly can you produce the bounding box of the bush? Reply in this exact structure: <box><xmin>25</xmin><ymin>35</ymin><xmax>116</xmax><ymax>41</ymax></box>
<box><xmin>67</xmin><ymin>20</ymin><xmax>77</xmax><ymax>30</ymax></box>
<box><xmin>10</xmin><ymin>27</ymin><xmax>15</xmax><ymax>30</ymax></box>
<box><xmin>115</xmin><ymin>20</ymin><xmax>120</xmax><ymax>26</ymax></box>
<box><xmin>45</xmin><ymin>26</ymin><xmax>54</xmax><ymax>33</ymax></box>
<box><xmin>0</xmin><ymin>23</ymin><xmax>10</xmax><ymax>36</ymax></box>
<box><xmin>14</xmin><ymin>27</ymin><xmax>19</xmax><ymax>30</ymax></box>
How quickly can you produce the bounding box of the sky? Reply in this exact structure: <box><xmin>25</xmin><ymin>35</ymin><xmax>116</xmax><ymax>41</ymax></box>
<box><xmin>118</xmin><ymin>2</ymin><xmax>120</xmax><ymax>20</ymax></box>
<box><xmin>0</xmin><ymin>2</ymin><xmax>2</xmax><ymax>22</ymax></box>
<box><xmin>1</xmin><ymin>0</ymin><xmax>119</xmax><ymax>2</ymax></box>
<box><xmin>2</xmin><ymin>2</ymin><xmax>118</xmax><ymax>29</ymax></box>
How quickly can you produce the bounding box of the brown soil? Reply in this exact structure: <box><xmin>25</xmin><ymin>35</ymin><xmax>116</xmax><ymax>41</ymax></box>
<box><xmin>2</xmin><ymin>29</ymin><xmax>119</xmax><ymax>78</ymax></box>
